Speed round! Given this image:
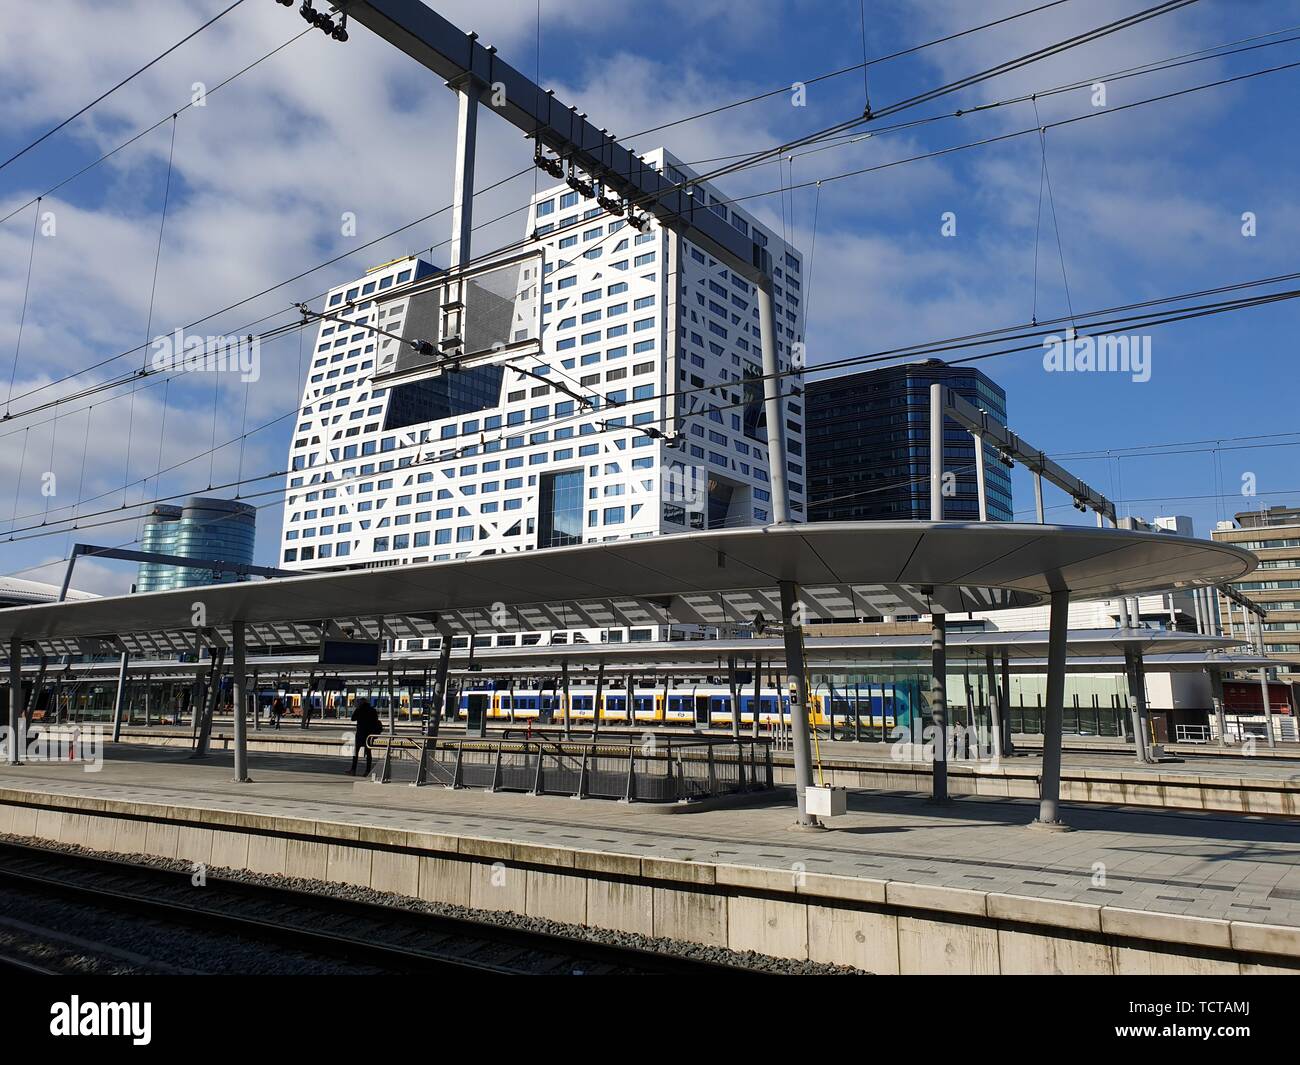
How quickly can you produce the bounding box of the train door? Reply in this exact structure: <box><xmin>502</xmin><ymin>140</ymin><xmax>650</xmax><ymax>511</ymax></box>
<box><xmin>694</xmin><ymin>695</ymin><xmax>711</xmax><ymax>726</ymax></box>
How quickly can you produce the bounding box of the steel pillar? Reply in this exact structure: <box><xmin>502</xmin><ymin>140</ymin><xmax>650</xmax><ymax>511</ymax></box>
<box><xmin>727</xmin><ymin>654</ymin><xmax>740</xmax><ymax>739</ymax></box>
<box><xmin>779</xmin><ymin>581</ymin><xmax>820</xmax><ymax>827</ymax></box>
<box><xmin>110</xmin><ymin>650</ymin><xmax>129</xmax><ymax>743</ymax></box>
<box><xmin>1033</xmin><ymin>470</ymin><xmax>1045</xmax><ymax>523</ymax></box>
<box><xmin>1032</xmin><ymin>588</ymin><xmax>1070</xmax><ymax>829</ymax></box>
<box><xmin>1124</xmin><ymin>646</ymin><xmax>1152</xmax><ymax>764</ymax></box>
<box><xmin>1252</xmin><ymin>610</ymin><xmax>1277</xmax><ymax>748</ymax></box>
<box><xmin>448</xmin><ymin>76</ymin><xmax>481</xmax><ymax>270</ymax></box>
<box><xmin>561</xmin><ymin>659</ymin><xmax>571</xmax><ymax>739</ymax></box>
<box><xmin>752</xmin><ymin>655</ymin><xmax>761</xmax><ymax>740</ymax></box>
<box><xmin>984</xmin><ymin>649</ymin><xmax>1003</xmax><ymax>761</ymax></box>
<box><xmin>429</xmin><ymin>633</ymin><xmax>452</xmax><ymax>738</ymax></box>
<box><xmin>930</xmin><ymin>610</ymin><xmax>948</xmax><ymax>802</ymax></box>
<box><xmin>757</xmin><ymin>279</ymin><xmax>790</xmax><ymax>524</ymax></box>
<box><xmin>1001</xmin><ymin>649</ymin><xmax>1014</xmax><ymax>755</ymax></box>
<box><xmin>929</xmin><ymin>382</ymin><xmax>944</xmax><ymax>520</ymax></box>
<box><xmin>231</xmin><ymin>620</ymin><xmax>250</xmax><ymax>783</ymax></box>
<box><xmin>973</xmin><ymin>431</ymin><xmax>988</xmax><ymax>521</ymax></box>
<box><xmin>592</xmin><ymin>660</ymin><xmax>605</xmax><ymax>737</ymax></box>
<box><xmin>1209</xmin><ymin>667</ymin><xmax>1228</xmax><ymax>747</ymax></box>
<box><xmin>7</xmin><ymin>637</ymin><xmax>22</xmax><ymax>765</ymax></box>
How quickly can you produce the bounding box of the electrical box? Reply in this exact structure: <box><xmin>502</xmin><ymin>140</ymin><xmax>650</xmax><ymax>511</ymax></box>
<box><xmin>805</xmin><ymin>784</ymin><xmax>847</xmax><ymax>817</ymax></box>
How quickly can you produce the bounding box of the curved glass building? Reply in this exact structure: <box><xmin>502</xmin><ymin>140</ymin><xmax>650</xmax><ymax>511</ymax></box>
<box><xmin>135</xmin><ymin>497</ymin><xmax>257</xmax><ymax>592</ymax></box>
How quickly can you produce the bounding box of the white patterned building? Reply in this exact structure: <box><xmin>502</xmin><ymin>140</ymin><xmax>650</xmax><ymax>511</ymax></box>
<box><xmin>279</xmin><ymin>147</ymin><xmax>806</xmax><ymax>576</ymax></box>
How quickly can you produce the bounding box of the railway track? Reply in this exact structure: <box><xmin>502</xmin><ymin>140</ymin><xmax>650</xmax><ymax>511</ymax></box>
<box><xmin>0</xmin><ymin>840</ymin><xmax>757</xmax><ymax>976</ymax></box>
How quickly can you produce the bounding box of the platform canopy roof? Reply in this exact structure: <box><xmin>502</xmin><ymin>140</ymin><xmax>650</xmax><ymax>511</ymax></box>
<box><xmin>31</xmin><ymin>632</ymin><xmax>1277</xmax><ymax>682</ymax></box>
<box><xmin>0</xmin><ymin>522</ymin><xmax>1255</xmax><ymax>659</ymax></box>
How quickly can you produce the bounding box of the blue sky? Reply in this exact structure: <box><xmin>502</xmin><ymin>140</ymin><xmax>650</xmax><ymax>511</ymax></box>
<box><xmin>1</xmin><ymin>0</ymin><xmax>1298</xmax><ymax>594</ymax></box>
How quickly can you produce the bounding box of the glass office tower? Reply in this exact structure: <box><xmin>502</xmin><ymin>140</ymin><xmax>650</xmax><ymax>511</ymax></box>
<box><xmin>135</xmin><ymin>497</ymin><xmax>257</xmax><ymax>592</ymax></box>
<box><xmin>805</xmin><ymin>360</ymin><xmax>1012</xmax><ymax>522</ymax></box>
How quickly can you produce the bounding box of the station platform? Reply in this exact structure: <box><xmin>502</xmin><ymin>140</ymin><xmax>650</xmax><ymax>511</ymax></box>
<box><xmin>0</xmin><ymin>744</ymin><xmax>1297</xmax><ymax>974</ymax></box>
<box><xmin>93</xmin><ymin>724</ymin><xmax>1300</xmax><ymax>817</ymax></box>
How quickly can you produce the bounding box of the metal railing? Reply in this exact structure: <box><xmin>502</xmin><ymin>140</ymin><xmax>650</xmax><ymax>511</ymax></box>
<box><xmin>372</xmin><ymin>733</ymin><xmax>774</xmax><ymax>803</ymax></box>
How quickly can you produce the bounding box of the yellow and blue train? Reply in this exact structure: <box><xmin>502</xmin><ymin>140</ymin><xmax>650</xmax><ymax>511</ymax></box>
<box><xmin>452</xmin><ymin>683</ymin><xmax>917</xmax><ymax>728</ymax></box>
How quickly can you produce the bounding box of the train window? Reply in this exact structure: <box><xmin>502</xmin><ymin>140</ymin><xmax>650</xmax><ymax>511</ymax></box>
<box><xmin>497</xmin><ymin>634</ymin><xmax>517</xmax><ymax>646</ymax></box>
<box><xmin>521</xmin><ymin>633</ymin><xmax>542</xmax><ymax>645</ymax></box>
<box><xmin>552</xmin><ymin>633</ymin><xmax>568</xmax><ymax>644</ymax></box>
<box><xmin>629</xmin><ymin>628</ymin><xmax>653</xmax><ymax>642</ymax></box>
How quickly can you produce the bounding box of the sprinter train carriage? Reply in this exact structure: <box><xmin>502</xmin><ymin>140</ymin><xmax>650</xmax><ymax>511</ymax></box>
<box><xmin>453</xmin><ymin>683</ymin><xmax>917</xmax><ymax>729</ymax></box>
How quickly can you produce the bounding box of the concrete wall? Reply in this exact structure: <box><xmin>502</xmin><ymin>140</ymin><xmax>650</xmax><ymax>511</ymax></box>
<box><xmin>1</xmin><ymin>786</ymin><xmax>1295</xmax><ymax>975</ymax></box>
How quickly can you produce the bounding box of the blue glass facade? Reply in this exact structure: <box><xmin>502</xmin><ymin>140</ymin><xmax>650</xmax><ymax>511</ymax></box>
<box><xmin>805</xmin><ymin>360</ymin><xmax>1013</xmax><ymax>522</ymax></box>
<box><xmin>537</xmin><ymin>470</ymin><xmax>584</xmax><ymax>548</ymax></box>
<box><xmin>135</xmin><ymin>497</ymin><xmax>257</xmax><ymax>592</ymax></box>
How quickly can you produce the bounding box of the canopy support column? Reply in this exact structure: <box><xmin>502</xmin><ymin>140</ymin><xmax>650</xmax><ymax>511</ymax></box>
<box><xmin>231</xmin><ymin>621</ymin><xmax>250</xmax><ymax>783</ymax></box>
<box><xmin>1124</xmin><ymin>646</ymin><xmax>1152</xmax><ymax>764</ymax></box>
<box><xmin>930</xmin><ymin>608</ymin><xmax>948</xmax><ymax>803</ymax></box>
<box><xmin>7</xmin><ymin>637</ymin><xmax>23</xmax><ymax>765</ymax></box>
<box><xmin>1031</xmin><ymin>589</ymin><xmax>1070</xmax><ymax>829</ymax></box>
<box><xmin>984</xmin><ymin>649</ymin><xmax>1003</xmax><ymax>761</ymax></box>
<box><xmin>779</xmin><ymin>581</ymin><xmax>820</xmax><ymax>828</ymax></box>
<box><xmin>110</xmin><ymin>651</ymin><xmax>129</xmax><ymax>743</ymax></box>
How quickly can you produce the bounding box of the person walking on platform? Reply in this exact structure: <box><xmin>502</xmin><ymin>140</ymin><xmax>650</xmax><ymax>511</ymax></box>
<box><xmin>269</xmin><ymin>695</ymin><xmax>285</xmax><ymax>730</ymax></box>
<box><xmin>348</xmin><ymin>697</ymin><xmax>382</xmax><ymax>776</ymax></box>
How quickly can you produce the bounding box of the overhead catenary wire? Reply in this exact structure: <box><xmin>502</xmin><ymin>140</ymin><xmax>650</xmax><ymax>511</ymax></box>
<box><xmin>4</xmin><ymin>198</ymin><xmax>42</xmax><ymax>416</ymax></box>
<box><xmin>0</xmin><ymin>25</ymin><xmax>314</xmax><ymax>230</ymax></box>
<box><xmin>7</xmin><ymin>267</ymin><xmax>1300</xmax><ymax>547</ymax></box>
<box><xmin>0</xmin><ymin>1</ymin><xmax>1264</xmax><ymax>425</ymax></box>
<box><xmin>123</xmin><ymin>114</ymin><xmax>179</xmax><ymax>509</ymax></box>
<box><xmin>0</xmin><ymin>0</ymin><xmax>1150</xmax><ymax>416</ymax></box>
<box><xmin>632</xmin><ymin>0</ymin><xmax>1203</xmax><ymax>206</ymax></box>
<box><xmin>10</xmin><ymin>4</ymin><xmax>1300</xmax><ymax>559</ymax></box>
<box><xmin>0</xmin><ymin>0</ymin><xmax>249</xmax><ymax>176</ymax></box>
